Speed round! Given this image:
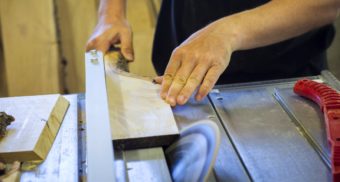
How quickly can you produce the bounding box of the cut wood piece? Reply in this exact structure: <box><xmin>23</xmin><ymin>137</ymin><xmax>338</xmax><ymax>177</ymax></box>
<box><xmin>20</xmin><ymin>95</ymin><xmax>78</xmax><ymax>181</ymax></box>
<box><xmin>105</xmin><ymin>59</ymin><xmax>179</xmax><ymax>149</ymax></box>
<box><xmin>0</xmin><ymin>94</ymin><xmax>69</xmax><ymax>163</ymax></box>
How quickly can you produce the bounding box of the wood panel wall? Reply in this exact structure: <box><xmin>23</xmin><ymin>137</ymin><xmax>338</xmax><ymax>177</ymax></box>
<box><xmin>0</xmin><ymin>0</ymin><xmax>160</xmax><ymax>96</ymax></box>
<box><xmin>127</xmin><ymin>0</ymin><xmax>157</xmax><ymax>77</ymax></box>
<box><xmin>56</xmin><ymin>0</ymin><xmax>98</xmax><ymax>93</ymax></box>
<box><xmin>0</xmin><ymin>0</ymin><xmax>338</xmax><ymax>97</ymax></box>
<box><xmin>0</xmin><ymin>0</ymin><xmax>61</xmax><ymax>96</ymax></box>
<box><xmin>0</xmin><ymin>9</ymin><xmax>7</xmax><ymax>97</ymax></box>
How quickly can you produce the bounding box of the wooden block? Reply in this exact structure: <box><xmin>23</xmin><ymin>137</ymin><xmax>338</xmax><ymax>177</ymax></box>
<box><xmin>105</xmin><ymin>58</ymin><xmax>179</xmax><ymax>149</ymax></box>
<box><xmin>0</xmin><ymin>0</ymin><xmax>61</xmax><ymax>96</ymax></box>
<box><xmin>0</xmin><ymin>94</ymin><xmax>69</xmax><ymax>163</ymax></box>
<box><xmin>20</xmin><ymin>95</ymin><xmax>78</xmax><ymax>181</ymax></box>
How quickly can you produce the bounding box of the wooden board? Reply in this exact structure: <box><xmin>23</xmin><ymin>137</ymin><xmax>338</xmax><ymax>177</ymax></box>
<box><xmin>56</xmin><ymin>0</ymin><xmax>98</xmax><ymax>93</ymax></box>
<box><xmin>20</xmin><ymin>95</ymin><xmax>78</xmax><ymax>181</ymax></box>
<box><xmin>105</xmin><ymin>58</ymin><xmax>179</xmax><ymax>149</ymax></box>
<box><xmin>0</xmin><ymin>33</ymin><xmax>7</xmax><ymax>97</ymax></box>
<box><xmin>0</xmin><ymin>0</ymin><xmax>61</xmax><ymax>96</ymax></box>
<box><xmin>0</xmin><ymin>94</ymin><xmax>69</xmax><ymax>163</ymax></box>
<box><xmin>127</xmin><ymin>0</ymin><xmax>157</xmax><ymax>77</ymax></box>
<box><xmin>0</xmin><ymin>8</ymin><xmax>7</xmax><ymax>96</ymax></box>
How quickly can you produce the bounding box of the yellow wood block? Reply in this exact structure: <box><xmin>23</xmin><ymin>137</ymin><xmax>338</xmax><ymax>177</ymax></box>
<box><xmin>0</xmin><ymin>95</ymin><xmax>69</xmax><ymax>163</ymax></box>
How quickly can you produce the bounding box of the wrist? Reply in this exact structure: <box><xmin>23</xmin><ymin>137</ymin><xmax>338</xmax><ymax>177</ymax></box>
<box><xmin>98</xmin><ymin>0</ymin><xmax>126</xmax><ymax>23</ymax></box>
<box><xmin>212</xmin><ymin>17</ymin><xmax>243</xmax><ymax>52</ymax></box>
<box><xmin>98</xmin><ymin>13</ymin><xmax>126</xmax><ymax>25</ymax></box>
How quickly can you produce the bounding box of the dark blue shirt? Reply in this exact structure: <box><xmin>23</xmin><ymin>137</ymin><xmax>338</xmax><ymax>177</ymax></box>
<box><xmin>152</xmin><ymin>0</ymin><xmax>335</xmax><ymax>84</ymax></box>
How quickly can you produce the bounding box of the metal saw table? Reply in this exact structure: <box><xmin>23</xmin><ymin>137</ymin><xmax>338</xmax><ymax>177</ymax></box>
<box><xmin>19</xmin><ymin>70</ymin><xmax>340</xmax><ymax>182</ymax></box>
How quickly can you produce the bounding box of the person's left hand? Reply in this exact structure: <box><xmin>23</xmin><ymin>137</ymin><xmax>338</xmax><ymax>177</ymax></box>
<box><xmin>158</xmin><ymin>21</ymin><xmax>236</xmax><ymax>106</ymax></box>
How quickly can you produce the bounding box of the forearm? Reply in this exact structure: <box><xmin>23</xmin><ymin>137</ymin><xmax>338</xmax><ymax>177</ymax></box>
<box><xmin>214</xmin><ymin>0</ymin><xmax>340</xmax><ymax>51</ymax></box>
<box><xmin>98</xmin><ymin>0</ymin><xmax>127</xmax><ymax>22</ymax></box>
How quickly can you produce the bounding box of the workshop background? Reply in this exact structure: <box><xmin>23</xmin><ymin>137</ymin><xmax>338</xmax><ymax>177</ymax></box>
<box><xmin>0</xmin><ymin>0</ymin><xmax>339</xmax><ymax>97</ymax></box>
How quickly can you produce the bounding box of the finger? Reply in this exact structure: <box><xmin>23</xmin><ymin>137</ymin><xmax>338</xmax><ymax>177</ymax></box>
<box><xmin>166</xmin><ymin>60</ymin><xmax>197</xmax><ymax>106</ymax></box>
<box><xmin>196</xmin><ymin>66</ymin><xmax>223</xmax><ymax>101</ymax></box>
<box><xmin>161</xmin><ymin>51</ymin><xmax>182</xmax><ymax>100</ymax></box>
<box><xmin>176</xmin><ymin>64</ymin><xmax>209</xmax><ymax>105</ymax></box>
<box><xmin>85</xmin><ymin>38</ymin><xmax>96</xmax><ymax>52</ymax></box>
<box><xmin>120</xmin><ymin>31</ymin><xmax>134</xmax><ymax>61</ymax></box>
<box><xmin>95</xmin><ymin>40</ymin><xmax>111</xmax><ymax>53</ymax></box>
<box><xmin>152</xmin><ymin>76</ymin><xmax>163</xmax><ymax>84</ymax></box>
<box><xmin>110</xmin><ymin>35</ymin><xmax>121</xmax><ymax>45</ymax></box>
<box><xmin>85</xmin><ymin>37</ymin><xmax>111</xmax><ymax>53</ymax></box>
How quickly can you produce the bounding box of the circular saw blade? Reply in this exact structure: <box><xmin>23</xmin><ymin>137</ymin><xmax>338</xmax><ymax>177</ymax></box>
<box><xmin>165</xmin><ymin>120</ymin><xmax>221</xmax><ymax>182</ymax></box>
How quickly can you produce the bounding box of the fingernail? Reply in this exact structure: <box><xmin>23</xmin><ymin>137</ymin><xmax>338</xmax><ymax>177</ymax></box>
<box><xmin>196</xmin><ymin>94</ymin><xmax>202</xmax><ymax>101</ymax></box>
<box><xmin>177</xmin><ymin>95</ymin><xmax>186</xmax><ymax>104</ymax></box>
<box><xmin>126</xmin><ymin>53</ymin><xmax>134</xmax><ymax>60</ymax></box>
<box><xmin>161</xmin><ymin>92</ymin><xmax>167</xmax><ymax>100</ymax></box>
<box><xmin>167</xmin><ymin>97</ymin><xmax>175</xmax><ymax>106</ymax></box>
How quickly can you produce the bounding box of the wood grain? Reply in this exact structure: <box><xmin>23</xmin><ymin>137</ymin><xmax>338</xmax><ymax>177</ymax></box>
<box><xmin>127</xmin><ymin>0</ymin><xmax>157</xmax><ymax>77</ymax></box>
<box><xmin>20</xmin><ymin>95</ymin><xmax>78</xmax><ymax>181</ymax></box>
<box><xmin>0</xmin><ymin>94</ymin><xmax>69</xmax><ymax>163</ymax></box>
<box><xmin>0</xmin><ymin>6</ymin><xmax>7</xmax><ymax>97</ymax></box>
<box><xmin>56</xmin><ymin>0</ymin><xmax>98</xmax><ymax>93</ymax></box>
<box><xmin>0</xmin><ymin>36</ymin><xmax>7</xmax><ymax>97</ymax></box>
<box><xmin>105</xmin><ymin>58</ymin><xmax>179</xmax><ymax>149</ymax></box>
<box><xmin>0</xmin><ymin>0</ymin><xmax>61</xmax><ymax>96</ymax></box>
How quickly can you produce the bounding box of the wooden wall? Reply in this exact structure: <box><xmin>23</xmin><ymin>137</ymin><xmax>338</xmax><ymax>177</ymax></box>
<box><xmin>0</xmin><ymin>0</ymin><xmax>61</xmax><ymax>96</ymax></box>
<box><xmin>1</xmin><ymin>0</ymin><xmax>335</xmax><ymax>97</ymax></box>
<box><xmin>0</xmin><ymin>3</ymin><xmax>6</xmax><ymax>97</ymax></box>
<box><xmin>0</xmin><ymin>18</ymin><xmax>7</xmax><ymax>97</ymax></box>
<box><xmin>0</xmin><ymin>0</ymin><xmax>159</xmax><ymax>96</ymax></box>
<box><xmin>55</xmin><ymin>0</ymin><xmax>98</xmax><ymax>93</ymax></box>
<box><xmin>127</xmin><ymin>0</ymin><xmax>158</xmax><ymax>78</ymax></box>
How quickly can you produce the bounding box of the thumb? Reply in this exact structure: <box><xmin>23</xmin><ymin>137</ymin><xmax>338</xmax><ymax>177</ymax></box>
<box><xmin>120</xmin><ymin>31</ymin><xmax>134</xmax><ymax>61</ymax></box>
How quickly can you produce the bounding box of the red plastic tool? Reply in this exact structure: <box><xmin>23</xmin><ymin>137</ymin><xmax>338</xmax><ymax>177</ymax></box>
<box><xmin>294</xmin><ymin>79</ymin><xmax>340</xmax><ymax>181</ymax></box>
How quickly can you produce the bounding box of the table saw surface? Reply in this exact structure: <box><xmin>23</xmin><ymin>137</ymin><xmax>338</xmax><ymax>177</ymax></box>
<box><xmin>18</xmin><ymin>70</ymin><xmax>340</xmax><ymax>182</ymax></box>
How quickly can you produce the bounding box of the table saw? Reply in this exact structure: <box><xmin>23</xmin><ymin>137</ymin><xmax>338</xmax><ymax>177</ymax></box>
<box><xmin>3</xmin><ymin>50</ymin><xmax>339</xmax><ymax>181</ymax></box>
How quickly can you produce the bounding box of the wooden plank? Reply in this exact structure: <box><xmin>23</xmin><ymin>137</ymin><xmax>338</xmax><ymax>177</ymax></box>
<box><xmin>0</xmin><ymin>35</ymin><xmax>7</xmax><ymax>97</ymax></box>
<box><xmin>127</xmin><ymin>0</ymin><xmax>157</xmax><ymax>77</ymax></box>
<box><xmin>0</xmin><ymin>9</ymin><xmax>7</xmax><ymax>97</ymax></box>
<box><xmin>56</xmin><ymin>0</ymin><xmax>98</xmax><ymax>93</ymax></box>
<box><xmin>21</xmin><ymin>95</ymin><xmax>78</xmax><ymax>181</ymax></box>
<box><xmin>0</xmin><ymin>0</ymin><xmax>61</xmax><ymax>96</ymax></box>
<box><xmin>105</xmin><ymin>56</ymin><xmax>179</xmax><ymax>149</ymax></box>
<box><xmin>0</xmin><ymin>94</ymin><xmax>69</xmax><ymax>163</ymax></box>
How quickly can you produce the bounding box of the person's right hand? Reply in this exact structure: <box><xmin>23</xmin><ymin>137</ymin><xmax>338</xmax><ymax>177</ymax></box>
<box><xmin>86</xmin><ymin>17</ymin><xmax>134</xmax><ymax>61</ymax></box>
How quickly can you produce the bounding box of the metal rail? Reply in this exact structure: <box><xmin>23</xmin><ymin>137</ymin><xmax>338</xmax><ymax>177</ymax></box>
<box><xmin>85</xmin><ymin>50</ymin><xmax>116</xmax><ymax>182</ymax></box>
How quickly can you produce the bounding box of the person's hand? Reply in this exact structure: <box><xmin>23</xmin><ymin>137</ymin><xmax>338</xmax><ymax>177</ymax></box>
<box><xmin>86</xmin><ymin>17</ymin><xmax>134</xmax><ymax>61</ymax></box>
<box><xmin>160</xmin><ymin>21</ymin><xmax>236</xmax><ymax>106</ymax></box>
